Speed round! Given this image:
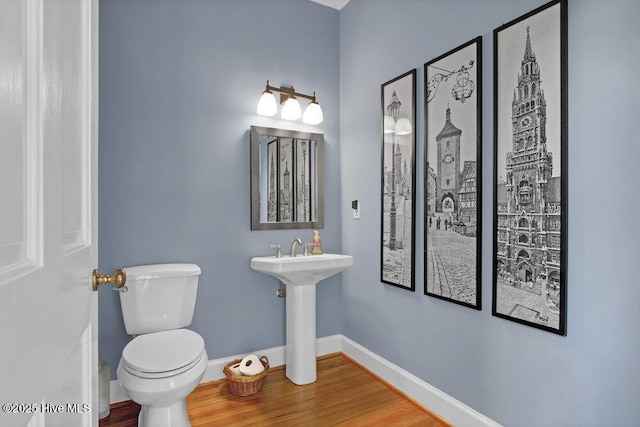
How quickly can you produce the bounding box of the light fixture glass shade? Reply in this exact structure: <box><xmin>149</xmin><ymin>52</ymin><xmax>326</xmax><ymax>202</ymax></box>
<box><xmin>281</xmin><ymin>97</ymin><xmax>302</xmax><ymax>120</ymax></box>
<box><xmin>395</xmin><ymin>117</ymin><xmax>413</xmax><ymax>135</ymax></box>
<box><xmin>383</xmin><ymin>115</ymin><xmax>396</xmax><ymax>134</ymax></box>
<box><xmin>303</xmin><ymin>101</ymin><xmax>323</xmax><ymax>125</ymax></box>
<box><xmin>257</xmin><ymin>91</ymin><xmax>277</xmax><ymax>116</ymax></box>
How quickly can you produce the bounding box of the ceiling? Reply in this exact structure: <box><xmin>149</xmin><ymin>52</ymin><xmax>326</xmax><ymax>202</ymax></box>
<box><xmin>309</xmin><ymin>0</ymin><xmax>350</xmax><ymax>10</ymax></box>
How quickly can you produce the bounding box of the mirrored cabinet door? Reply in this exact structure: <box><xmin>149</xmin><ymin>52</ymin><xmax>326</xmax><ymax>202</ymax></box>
<box><xmin>250</xmin><ymin>126</ymin><xmax>324</xmax><ymax>230</ymax></box>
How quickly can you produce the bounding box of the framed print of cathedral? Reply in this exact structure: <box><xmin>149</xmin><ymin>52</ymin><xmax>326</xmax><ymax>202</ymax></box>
<box><xmin>381</xmin><ymin>69</ymin><xmax>416</xmax><ymax>291</ymax></box>
<box><xmin>493</xmin><ymin>0</ymin><xmax>568</xmax><ymax>335</ymax></box>
<box><xmin>424</xmin><ymin>37</ymin><xmax>482</xmax><ymax>309</ymax></box>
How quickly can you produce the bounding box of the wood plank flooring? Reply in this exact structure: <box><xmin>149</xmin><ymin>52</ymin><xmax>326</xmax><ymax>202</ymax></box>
<box><xmin>99</xmin><ymin>353</ymin><xmax>451</xmax><ymax>426</ymax></box>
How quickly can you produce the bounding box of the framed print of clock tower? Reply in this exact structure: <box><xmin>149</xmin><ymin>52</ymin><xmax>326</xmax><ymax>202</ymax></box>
<box><xmin>424</xmin><ymin>37</ymin><xmax>482</xmax><ymax>309</ymax></box>
<box><xmin>493</xmin><ymin>0</ymin><xmax>567</xmax><ymax>335</ymax></box>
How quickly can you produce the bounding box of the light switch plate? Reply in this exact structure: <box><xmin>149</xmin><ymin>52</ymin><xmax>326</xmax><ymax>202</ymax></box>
<box><xmin>352</xmin><ymin>200</ymin><xmax>360</xmax><ymax>219</ymax></box>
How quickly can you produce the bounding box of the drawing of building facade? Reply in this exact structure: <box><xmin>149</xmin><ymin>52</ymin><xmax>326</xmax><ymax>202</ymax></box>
<box><xmin>496</xmin><ymin>28</ymin><xmax>561</xmax><ymax>288</ymax></box>
<box><xmin>428</xmin><ymin>106</ymin><xmax>477</xmax><ymax>235</ymax></box>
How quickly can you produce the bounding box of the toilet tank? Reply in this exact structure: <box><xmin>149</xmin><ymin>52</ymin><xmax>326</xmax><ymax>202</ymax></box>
<box><xmin>119</xmin><ymin>263</ymin><xmax>201</xmax><ymax>335</ymax></box>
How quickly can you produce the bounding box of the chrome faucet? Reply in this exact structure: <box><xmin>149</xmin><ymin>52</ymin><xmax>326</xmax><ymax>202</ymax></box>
<box><xmin>290</xmin><ymin>238</ymin><xmax>303</xmax><ymax>257</ymax></box>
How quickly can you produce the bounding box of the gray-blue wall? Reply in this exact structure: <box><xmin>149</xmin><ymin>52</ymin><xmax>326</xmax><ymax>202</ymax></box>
<box><xmin>340</xmin><ymin>0</ymin><xmax>640</xmax><ymax>426</ymax></box>
<box><xmin>100</xmin><ymin>0</ymin><xmax>640</xmax><ymax>425</ymax></box>
<box><xmin>98</xmin><ymin>0</ymin><xmax>341</xmax><ymax>378</ymax></box>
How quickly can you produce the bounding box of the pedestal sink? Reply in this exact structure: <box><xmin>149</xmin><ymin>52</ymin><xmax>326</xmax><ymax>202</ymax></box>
<box><xmin>250</xmin><ymin>253</ymin><xmax>354</xmax><ymax>385</ymax></box>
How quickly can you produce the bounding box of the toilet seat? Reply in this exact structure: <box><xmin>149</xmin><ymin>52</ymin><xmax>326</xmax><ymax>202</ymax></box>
<box><xmin>121</xmin><ymin>329</ymin><xmax>205</xmax><ymax>379</ymax></box>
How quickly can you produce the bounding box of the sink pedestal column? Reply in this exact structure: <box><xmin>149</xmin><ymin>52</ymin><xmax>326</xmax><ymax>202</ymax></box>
<box><xmin>285</xmin><ymin>282</ymin><xmax>316</xmax><ymax>385</ymax></box>
<box><xmin>250</xmin><ymin>254</ymin><xmax>354</xmax><ymax>385</ymax></box>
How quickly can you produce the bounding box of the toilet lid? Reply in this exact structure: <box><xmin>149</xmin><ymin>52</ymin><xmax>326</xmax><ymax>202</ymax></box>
<box><xmin>122</xmin><ymin>329</ymin><xmax>204</xmax><ymax>378</ymax></box>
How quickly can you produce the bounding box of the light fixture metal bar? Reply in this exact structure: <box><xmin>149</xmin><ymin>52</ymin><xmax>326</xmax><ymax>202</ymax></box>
<box><xmin>265</xmin><ymin>82</ymin><xmax>317</xmax><ymax>104</ymax></box>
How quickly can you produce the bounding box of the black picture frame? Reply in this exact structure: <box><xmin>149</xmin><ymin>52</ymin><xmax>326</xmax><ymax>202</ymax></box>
<box><xmin>492</xmin><ymin>0</ymin><xmax>568</xmax><ymax>335</ymax></box>
<box><xmin>424</xmin><ymin>37</ymin><xmax>482</xmax><ymax>310</ymax></box>
<box><xmin>381</xmin><ymin>69</ymin><xmax>416</xmax><ymax>291</ymax></box>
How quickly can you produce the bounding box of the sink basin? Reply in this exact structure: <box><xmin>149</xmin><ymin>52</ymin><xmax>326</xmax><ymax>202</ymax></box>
<box><xmin>250</xmin><ymin>252</ymin><xmax>354</xmax><ymax>385</ymax></box>
<box><xmin>250</xmin><ymin>253</ymin><xmax>354</xmax><ymax>287</ymax></box>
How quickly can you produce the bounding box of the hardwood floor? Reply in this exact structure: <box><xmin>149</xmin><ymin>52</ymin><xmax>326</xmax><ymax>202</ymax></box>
<box><xmin>100</xmin><ymin>354</ymin><xmax>451</xmax><ymax>426</ymax></box>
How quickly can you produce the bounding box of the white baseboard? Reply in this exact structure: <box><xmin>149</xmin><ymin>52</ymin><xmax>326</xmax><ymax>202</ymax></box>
<box><xmin>199</xmin><ymin>334</ymin><xmax>341</xmax><ymax>384</ymax></box>
<box><xmin>109</xmin><ymin>334</ymin><xmax>499</xmax><ymax>427</ymax></box>
<box><xmin>339</xmin><ymin>336</ymin><xmax>501</xmax><ymax>427</ymax></box>
<box><xmin>110</xmin><ymin>335</ymin><xmax>341</xmax><ymax>404</ymax></box>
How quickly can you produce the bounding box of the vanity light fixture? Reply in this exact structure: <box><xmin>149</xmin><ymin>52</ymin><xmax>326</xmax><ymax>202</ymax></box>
<box><xmin>257</xmin><ymin>81</ymin><xmax>324</xmax><ymax>125</ymax></box>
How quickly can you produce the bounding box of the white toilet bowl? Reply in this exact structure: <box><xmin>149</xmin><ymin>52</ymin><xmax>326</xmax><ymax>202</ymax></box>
<box><xmin>117</xmin><ymin>329</ymin><xmax>207</xmax><ymax>427</ymax></box>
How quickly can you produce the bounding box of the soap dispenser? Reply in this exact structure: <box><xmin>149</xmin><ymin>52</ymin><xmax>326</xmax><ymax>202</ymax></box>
<box><xmin>311</xmin><ymin>230</ymin><xmax>323</xmax><ymax>255</ymax></box>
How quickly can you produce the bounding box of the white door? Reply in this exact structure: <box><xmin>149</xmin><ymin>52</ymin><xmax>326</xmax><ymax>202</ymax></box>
<box><xmin>0</xmin><ymin>0</ymin><xmax>99</xmax><ymax>426</ymax></box>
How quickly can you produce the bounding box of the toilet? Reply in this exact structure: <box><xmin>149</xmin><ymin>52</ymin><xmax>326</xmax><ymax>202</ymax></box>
<box><xmin>116</xmin><ymin>263</ymin><xmax>207</xmax><ymax>427</ymax></box>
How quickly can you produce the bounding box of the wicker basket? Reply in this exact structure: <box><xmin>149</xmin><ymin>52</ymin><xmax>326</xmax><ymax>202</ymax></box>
<box><xmin>223</xmin><ymin>356</ymin><xmax>269</xmax><ymax>396</ymax></box>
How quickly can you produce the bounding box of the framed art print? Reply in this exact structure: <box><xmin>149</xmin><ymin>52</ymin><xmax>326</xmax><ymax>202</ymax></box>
<box><xmin>424</xmin><ymin>37</ymin><xmax>482</xmax><ymax>309</ymax></box>
<box><xmin>493</xmin><ymin>0</ymin><xmax>568</xmax><ymax>335</ymax></box>
<box><xmin>381</xmin><ymin>69</ymin><xmax>416</xmax><ymax>291</ymax></box>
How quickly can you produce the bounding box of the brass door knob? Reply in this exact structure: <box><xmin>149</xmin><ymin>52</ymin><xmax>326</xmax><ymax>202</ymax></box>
<box><xmin>92</xmin><ymin>268</ymin><xmax>126</xmax><ymax>292</ymax></box>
